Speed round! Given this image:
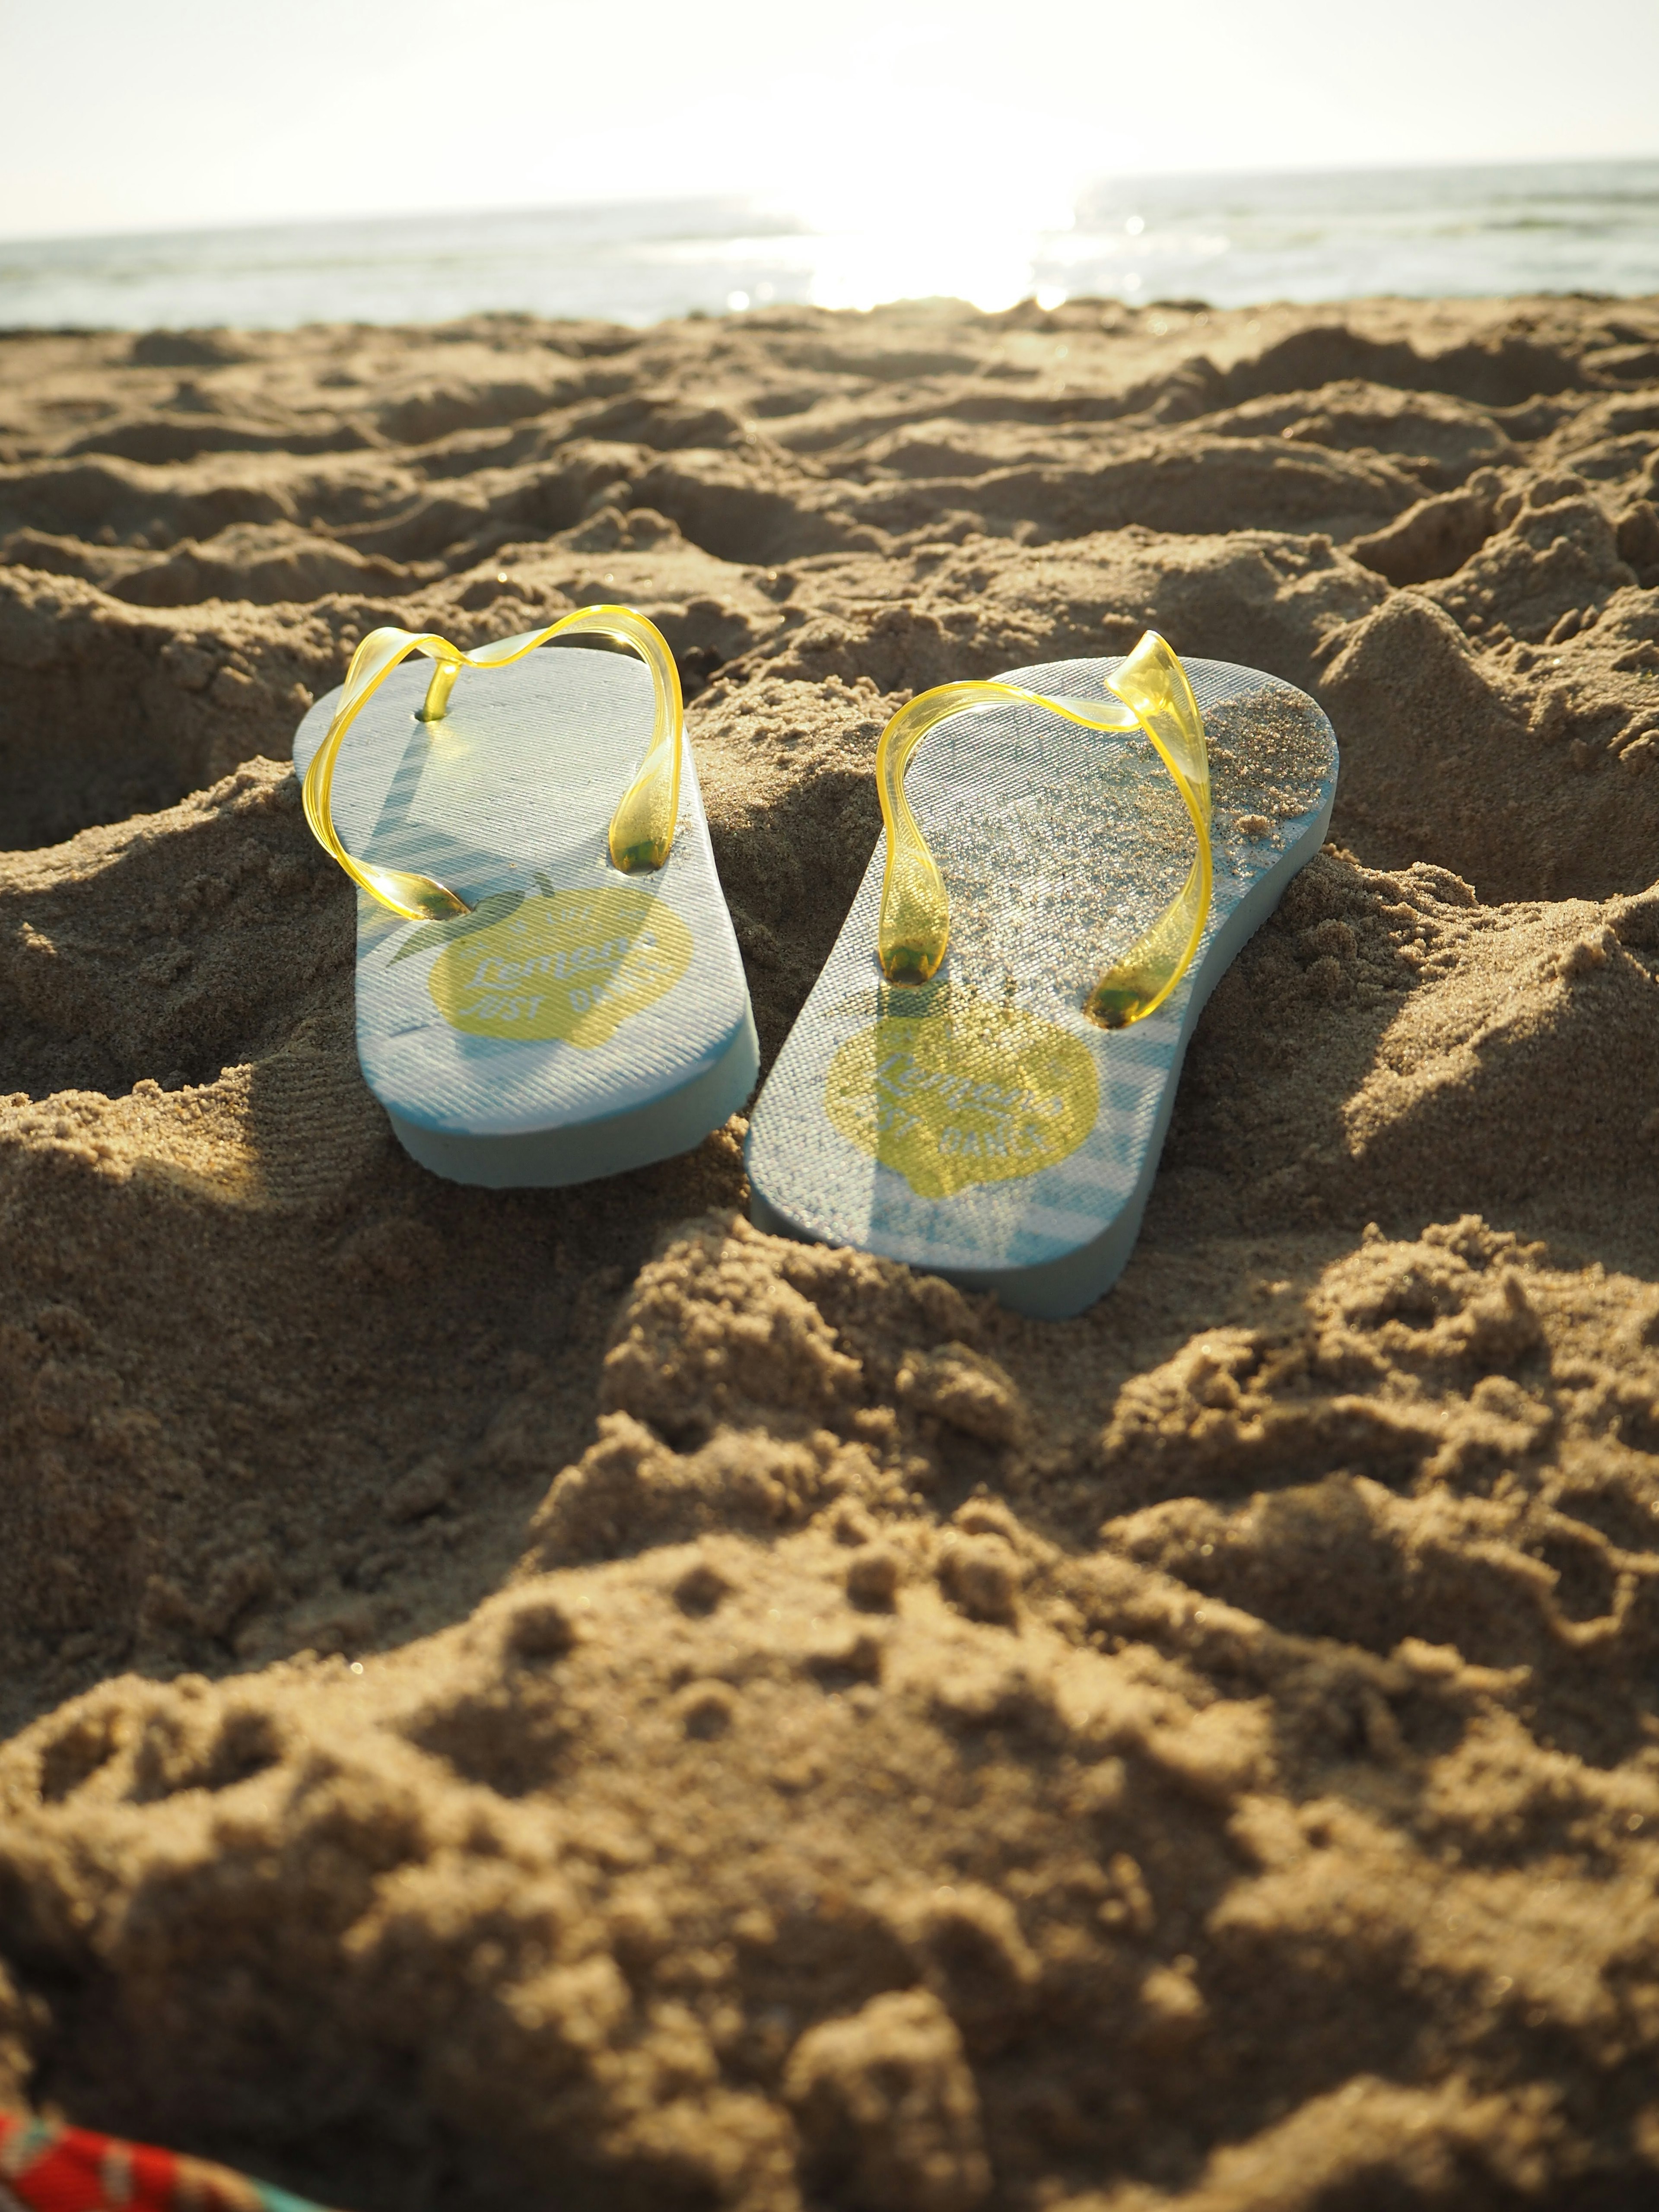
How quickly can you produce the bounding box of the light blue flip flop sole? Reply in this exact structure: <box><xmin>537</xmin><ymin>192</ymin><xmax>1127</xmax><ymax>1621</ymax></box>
<box><xmin>745</xmin><ymin>655</ymin><xmax>1337</xmax><ymax>1318</ymax></box>
<box><xmin>293</xmin><ymin>645</ymin><xmax>758</xmax><ymax>1187</ymax></box>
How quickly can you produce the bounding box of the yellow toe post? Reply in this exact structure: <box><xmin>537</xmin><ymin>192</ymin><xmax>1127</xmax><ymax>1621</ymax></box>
<box><xmin>416</xmin><ymin>656</ymin><xmax>462</xmax><ymax>722</ymax></box>
<box><xmin>871</xmin><ymin>630</ymin><xmax>1211</xmax><ymax>1027</ymax></box>
<box><xmin>299</xmin><ymin>604</ymin><xmax>685</xmax><ymax>921</ymax></box>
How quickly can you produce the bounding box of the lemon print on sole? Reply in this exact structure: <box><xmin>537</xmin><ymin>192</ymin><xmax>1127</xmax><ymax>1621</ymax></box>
<box><xmin>429</xmin><ymin>885</ymin><xmax>692</xmax><ymax>1046</ymax></box>
<box><xmin>826</xmin><ymin>991</ymin><xmax>1098</xmax><ymax>1200</ymax></box>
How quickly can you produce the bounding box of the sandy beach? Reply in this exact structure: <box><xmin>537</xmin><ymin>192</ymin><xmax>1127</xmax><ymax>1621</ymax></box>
<box><xmin>3</xmin><ymin>290</ymin><xmax>1659</xmax><ymax>2208</ymax></box>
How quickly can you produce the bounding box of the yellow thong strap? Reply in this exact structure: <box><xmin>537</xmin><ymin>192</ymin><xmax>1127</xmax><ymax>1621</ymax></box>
<box><xmin>300</xmin><ymin>603</ymin><xmax>684</xmax><ymax>921</ymax></box>
<box><xmin>874</xmin><ymin>629</ymin><xmax>1212</xmax><ymax>1028</ymax></box>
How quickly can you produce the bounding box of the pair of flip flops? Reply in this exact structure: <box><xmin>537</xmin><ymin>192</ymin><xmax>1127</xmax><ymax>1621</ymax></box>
<box><xmin>292</xmin><ymin>610</ymin><xmax>1336</xmax><ymax>1316</ymax></box>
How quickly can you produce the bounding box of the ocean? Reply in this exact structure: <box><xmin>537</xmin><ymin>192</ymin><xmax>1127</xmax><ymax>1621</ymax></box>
<box><xmin>2</xmin><ymin>159</ymin><xmax>1656</xmax><ymax>333</ymax></box>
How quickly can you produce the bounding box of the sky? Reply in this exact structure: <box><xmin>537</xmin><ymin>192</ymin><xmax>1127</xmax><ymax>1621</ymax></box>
<box><xmin>2</xmin><ymin>0</ymin><xmax>1657</xmax><ymax>244</ymax></box>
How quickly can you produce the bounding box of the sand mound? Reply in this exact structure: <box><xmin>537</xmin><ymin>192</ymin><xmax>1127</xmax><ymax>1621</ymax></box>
<box><xmin>4</xmin><ymin>293</ymin><xmax>1659</xmax><ymax>2209</ymax></box>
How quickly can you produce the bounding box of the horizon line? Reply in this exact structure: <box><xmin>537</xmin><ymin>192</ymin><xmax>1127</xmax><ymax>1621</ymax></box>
<box><xmin>4</xmin><ymin>149</ymin><xmax>1658</xmax><ymax>255</ymax></box>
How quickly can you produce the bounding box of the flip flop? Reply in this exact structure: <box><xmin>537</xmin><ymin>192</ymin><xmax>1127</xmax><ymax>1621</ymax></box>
<box><xmin>292</xmin><ymin>606</ymin><xmax>757</xmax><ymax>1188</ymax></box>
<box><xmin>745</xmin><ymin>632</ymin><xmax>1338</xmax><ymax>1318</ymax></box>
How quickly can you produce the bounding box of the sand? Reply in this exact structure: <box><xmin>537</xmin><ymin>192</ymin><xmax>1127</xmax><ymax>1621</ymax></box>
<box><xmin>3</xmin><ymin>291</ymin><xmax>1659</xmax><ymax>2209</ymax></box>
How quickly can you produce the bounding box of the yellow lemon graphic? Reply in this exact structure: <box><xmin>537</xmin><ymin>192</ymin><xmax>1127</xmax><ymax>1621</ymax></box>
<box><xmin>826</xmin><ymin>990</ymin><xmax>1098</xmax><ymax>1199</ymax></box>
<box><xmin>427</xmin><ymin>886</ymin><xmax>692</xmax><ymax>1046</ymax></box>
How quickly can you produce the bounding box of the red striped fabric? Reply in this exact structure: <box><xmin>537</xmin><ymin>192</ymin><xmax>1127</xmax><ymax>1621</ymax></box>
<box><xmin>0</xmin><ymin>2114</ymin><xmax>334</xmax><ymax>2212</ymax></box>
